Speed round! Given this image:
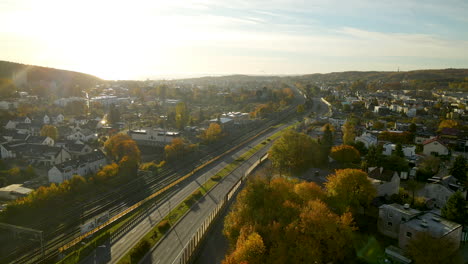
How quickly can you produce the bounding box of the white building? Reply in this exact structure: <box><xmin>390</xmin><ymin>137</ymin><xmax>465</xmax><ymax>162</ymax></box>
<box><xmin>48</xmin><ymin>150</ymin><xmax>107</xmax><ymax>183</ymax></box>
<box><xmin>129</xmin><ymin>128</ymin><xmax>180</xmax><ymax>146</ymax></box>
<box><xmin>382</xmin><ymin>143</ymin><xmax>416</xmax><ymax>158</ymax></box>
<box><xmin>355</xmin><ymin>132</ymin><xmax>378</xmax><ymax>148</ymax></box>
<box><xmin>66</xmin><ymin>129</ymin><xmax>97</xmax><ymax>142</ymax></box>
<box><xmin>0</xmin><ymin>184</ymin><xmax>33</xmax><ymax>200</ymax></box>
<box><xmin>423</xmin><ymin>138</ymin><xmax>449</xmax><ymax>156</ymax></box>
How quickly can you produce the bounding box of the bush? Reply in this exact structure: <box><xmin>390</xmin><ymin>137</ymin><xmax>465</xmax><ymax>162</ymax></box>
<box><xmin>211</xmin><ymin>175</ymin><xmax>222</xmax><ymax>181</ymax></box>
<box><xmin>184</xmin><ymin>190</ymin><xmax>203</xmax><ymax>206</ymax></box>
<box><xmin>130</xmin><ymin>239</ymin><xmax>151</xmax><ymax>263</ymax></box>
<box><xmin>157</xmin><ymin>220</ymin><xmax>171</xmax><ymax>234</ymax></box>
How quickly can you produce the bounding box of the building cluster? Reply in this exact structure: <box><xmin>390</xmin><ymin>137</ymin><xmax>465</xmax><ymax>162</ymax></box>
<box><xmin>0</xmin><ymin>112</ymin><xmax>108</xmax><ymax>192</ymax></box>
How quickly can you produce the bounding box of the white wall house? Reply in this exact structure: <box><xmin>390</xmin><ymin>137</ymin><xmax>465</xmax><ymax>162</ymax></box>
<box><xmin>26</xmin><ymin>136</ymin><xmax>55</xmax><ymax>146</ymax></box>
<box><xmin>48</xmin><ymin>151</ymin><xmax>107</xmax><ymax>183</ymax></box>
<box><xmin>0</xmin><ymin>144</ymin><xmax>16</xmax><ymax>159</ymax></box>
<box><xmin>382</xmin><ymin>143</ymin><xmax>416</xmax><ymax>158</ymax></box>
<box><xmin>66</xmin><ymin>129</ymin><xmax>97</xmax><ymax>142</ymax></box>
<box><xmin>423</xmin><ymin>138</ymin><xmax>449</xmax><ymax>156</ymax></box>
<box><xmin>56</xmin><ymin>114</ymin><xmax>65</xmax><ymax>124</ymax></box>
<box><xmin>129</xmin><ymin>128</ymin><xmax>180</xmax><ymax>146</ymax></box>
<box><xmin>43</xmin><ymin>115</ymin><xmax>50</xmax><ymax>124</ymax></box>
<box><xmin>355</xmin><ymin>132</ymin><xmax>378</xmax><ymax>148</ymax></box>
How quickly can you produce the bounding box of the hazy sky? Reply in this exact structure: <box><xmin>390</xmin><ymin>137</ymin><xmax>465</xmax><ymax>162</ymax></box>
<box><xmin>1</xmin><ymin>0</ymin><xmax>468</xmax><ymax>80</ymax></box>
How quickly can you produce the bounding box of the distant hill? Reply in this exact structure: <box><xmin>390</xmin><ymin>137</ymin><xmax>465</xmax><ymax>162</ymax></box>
<box><xmin>0</xmin><ymin>60</ymin><xmax>101</xmax><ymax>96</ymax></box>
<box><xmin>291</xmin><ymin>69</ymin><xmax>468</xmax><ymax>84</ymax></box>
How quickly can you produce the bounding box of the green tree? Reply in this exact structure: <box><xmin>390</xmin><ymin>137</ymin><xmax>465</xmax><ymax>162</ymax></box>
<box><xmin>175</xmin><ymin>102</ymin><xmax>188</xmax><ymax>130</ymax></box>
<box><xmin>330</xmin><ymin>145</ymin><xmax>360</xmax><ymax>164</ymax></box>
<box><xmin>40</xmin><ymin>125</ymin><xmax>58</xmax><ymax>140</ymax></box>
<box><xmin>441</xmin><ymin>191</ymin><xmax>468</xmax><ymax>225</ymax></box>
<box><xmin>296</xmin><ymin>104</ymin><xmax>305</xmax><ymax>113</ymax></box>
<box><xmin>325</xmin><ymin>169</ymin><xmax>376</xmax><ymax>214</ymax></box>
<box><xmin>342</xmin><ymin>121</ymin><xmax>356</xmax><ymax>145</ymax></box>
<box><xmin>449</xmin><ymin>155</ymin><xmax>467</xmax><ymax>183</ymax></box>
<box><xmin>108</xmin><ymin>103</ymin><xmax>120</xmax><ymax>124</ymax></box>
<box><xmin>0</xmin><ymin>78</ymin><xmax>16</xmax><ymax>98</ymax></box>
<box><xmin>394</xmin><ymin>143</ymin><xmax>404</xmax><ymax>158</ymax></box>
<box><xmin>406</xmin><ymin>233</ymin><xmax>456</xmax><ymax>264</ymax></box>
<box><xmin>366</xmin><ymin>145</ymin><xmax>383</xmax><ymax>167</ymax></box>
<box><xmin>269</xmin><ymin>130</ymin><xmax>321</xmax><ymax>175</ymax></box>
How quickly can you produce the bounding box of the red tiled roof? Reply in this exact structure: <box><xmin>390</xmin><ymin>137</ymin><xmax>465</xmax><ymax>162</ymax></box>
<box><xmin>422</xmin><ymin>137</ymin><xmax>447</xmax><ymax>146</ymax></box>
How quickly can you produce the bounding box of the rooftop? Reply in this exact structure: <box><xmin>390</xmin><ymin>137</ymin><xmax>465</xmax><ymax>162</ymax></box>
<box><xmin>403</xmin><ymin>212</ymin><xmax>461</xmax><ymax>237</ymax></box>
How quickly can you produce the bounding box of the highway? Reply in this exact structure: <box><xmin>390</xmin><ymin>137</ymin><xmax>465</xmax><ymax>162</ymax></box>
<box><xmin>79</xmin><ymin>87</ymin><xmax>310</xmax><ymax>264</ymax></box>
<box><xmin>137</xmin><ymin>96</ymin><xmax>327</xmax><ymax>264</ymax></box>
<box><xmin>80</xmin><ymin>92</ymin><xmax>328</xmax><ymax>264</ymax></box>
<box><xmin>77</xmin><ymin>119</ymin><xmax>288</xmax><ymax>263</ymax></box>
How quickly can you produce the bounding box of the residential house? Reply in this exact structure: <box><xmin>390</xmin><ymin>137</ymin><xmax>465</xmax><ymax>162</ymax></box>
<box><xmin>382</xmin><ymin>143</ymin><xmax>416</xmax><ymax>158</ymax></box>
<box><xmin>417</xmin><ymin>175</ymin><xmax>466</xmax><ymax>208</ymax></box>
<box><xmin>355</xmin><ymin>132</ymin><xmax>378</xmax><ymax>148</ymax></box>
<box><xmin>378</xmin><ymin>203</ymin><xmax>421</xmax><ymax>239</ymax></box>
<box><xmin>398</xmin><ymin>212</ymin><xmax>462</xmax><ymax>253</ymax></box>
<box><xmin>423</xmin><ymin>138</ymin><xmax>449</xmax><ymax>156</ymax></box>
<box><xmin>26</xmin><ymin>136</ymin><xmax>54</xmax><ymax>146</ymax></box>
<box><xmin>368</xmin><ymin>167</ymin><xmax>401</xmax><ymax>197</ymax></box>
<box><xmin>0</xmin><ymin>184</ymin><xmax>33</xmax><ymax>200</ymax></box>
<box><xmin>11</xmin><ymin>144</ymin><xmax>71</xmax><ymax>166</ymax></box>
<box><xmin>55</xmin><ymin>114</ymin><xmax>65</xmax><ymax>124</ymax></box>
<box><xmin>66</xmin><ymin>129</ymin><xmax>97</xmax><ymax>142</ymax></box>
<box><xmin>64</xmin><ymin>143</ymin><xmax>93</xmax><ymax>159</ymax></box>
<box><xmin>0</xmin><ymin>142</ymin><xmax>17</xmax><ymax>159</ymax></box>
<box><xmin>415</xmin><ymin>135</ymin><xmax>433</xmax><ymax>145</ymax></box>
<box><xmin>48</xmin><ymin>150</ymin><xmax>107</xmax><ymax>183</ymax></box>
<box><xmin>378</xmin><ymin>204</ymin><xmax>462</xmax><ymax>255</ymax></box>
<box><xmin>43</xmin><ymin>114</ymin><xmax>50</xmax><ymax>124</ymax></box>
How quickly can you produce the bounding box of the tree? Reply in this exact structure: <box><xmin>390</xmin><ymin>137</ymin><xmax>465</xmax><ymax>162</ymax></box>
<box><xmin>330</xmin><ymin>145</ymin><xmax>360</xmax><ymax>164</ymax></box>
<box><xmin>438</xmin><ymin>119</ymin><xmax>459</xmax><ymax>131</ymax></box>
<box><xmin>441</xmin><ymin>191</ymin><xmax>468</xmax><ymax>225</ymax></box>
<box><xmin>321</xmin><ymin>124</ymin><xmax>334</xmax><ymax>150</ymax></box>
<box><xmin>108</xmin><ymin>104</ymin><xmax>120</xmax><ymax>124</ymax></box>
<box><xmin>223</xmin><ymin>177</ymin><xmax>357</xmax><ymax>264</ymax></box>
<box><xmin>449</xmin><ymin>155</ymin><xmax>467</xmax><ymax>183</ymax></box>
<box><xmin>409</xmin><ymin>122</ymin><xmax>417</xmax><ymax>133</ymax></box>
<box><xmin>200</xmin><ymin>123</ymin><xmax>223</xmax><ymax>143</ymax></box>
<box><xmin>366</xmin><ymin>145</ymin><xmax>383</xmax><ymax>167</ymax></box>
<box><xmin>175</xmin><ymin>102</ymin><xmax>188</xmax><ymax>130</ymax></box>
<box><xmin>325</xmin><ymin>169</ymin><xmax>376</xmax><ymax>214</ymax></box>
<box><xmin>394</xmin><ymin>143</ymin><xmax>404</xmax><ymax>158</ymax></box>
<box><xmin>269</xmin><ymin>130</ymin><xmax>322</xmax><ymax>175</ymax></box>
<box><xmin>296</xmin><ymin>104</ymin><xmax>305</xmax><ymax>113</ymax></box>
<box><xmin>104</xmin><ymin>134</ymin><xmax>140</xmax><ymax>164</ymax></box>
<box><xmin>223</xmin><ymin>231</ymin><xmax>266</xmax><ymax>264</ymax></box>
<box><xmin>164</xmin><ymin>138</ymin><xmax>197</xmax><ymax>161</ymax></box>
<box><xmin>406</xmin><ymin>233</ymin><xmax>456</xmax><ymax>264</ymax></box>
<box><xmin>382</xmin><ymin>155</ymin><xmax>409</xmax><ymax>173</ymax></box>
<box><xmin>342</xmin><ymin>121</ymin><xmax>356</xmax><ymax>145</ymax></box>
<box><xmin>373</xmin><ymin>121</ymin><xmax>384</xmax><ymax>130</ymax></box>
<box><xmin>0</xmin><ymin>78</ymin><xmax>16</xmax><ymax>98</ymax></box>
<box><xmin>40</xmin><ymin>125</ymin><xmax>58</xmax><ymax>140</ymax></box>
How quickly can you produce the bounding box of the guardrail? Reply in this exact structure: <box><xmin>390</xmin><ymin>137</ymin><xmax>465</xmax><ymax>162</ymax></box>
<box><xmin>164</xmin><ymin>153</ymin><xmax>269</xmax><ymax>264</ymax></box>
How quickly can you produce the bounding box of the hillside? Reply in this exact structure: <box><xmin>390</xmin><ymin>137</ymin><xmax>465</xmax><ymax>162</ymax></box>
<box><xmin>0</xmin><ymin>60</ymin><xmax>101</xmax><ymax>97</ymax></box>
<box><xmin>290</xmin><ymin>69</ymin><xmax>468</xmax><ymax>85</ymax></box>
